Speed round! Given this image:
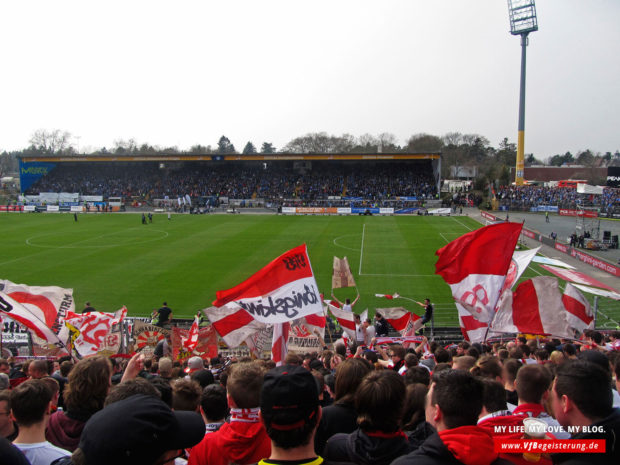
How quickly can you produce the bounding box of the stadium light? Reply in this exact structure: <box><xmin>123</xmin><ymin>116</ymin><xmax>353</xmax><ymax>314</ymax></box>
<box><xmin>507</xmin><ymin>0</ymin><xmax>538</xmax><ymax>186</ymax></box>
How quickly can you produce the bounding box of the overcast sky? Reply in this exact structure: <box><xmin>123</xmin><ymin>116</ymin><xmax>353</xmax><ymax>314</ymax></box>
<box><xmin>1</xmin><ymin>1</ymin><xmax>618</xmax><ymax>160</ymax></box>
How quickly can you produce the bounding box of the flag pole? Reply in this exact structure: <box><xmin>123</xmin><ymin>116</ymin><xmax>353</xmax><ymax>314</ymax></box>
<box><xmin>322</xmin><ymin>302</ymin><xmax>334</xmax><ymax>345</ymax></box>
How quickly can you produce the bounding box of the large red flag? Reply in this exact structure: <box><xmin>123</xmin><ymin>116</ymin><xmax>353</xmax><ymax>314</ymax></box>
<box><xmin>206</xmin><ymin>244</ymin><xmax>321</xmax><ymax>348</ymax></box>
<box><xmin>435</xmin><ymin>222</ymin><xmax>522</xmax><ymax>323</ymax></box>
<box><xmin>213</xmin><ymin>244</ymin><xmax>322</xmax><ymax>324</ymax></box>
<box><xmin>458</xmin><ymin>247</ymin><xmax>539</xmax><ymax>342</ymax></box>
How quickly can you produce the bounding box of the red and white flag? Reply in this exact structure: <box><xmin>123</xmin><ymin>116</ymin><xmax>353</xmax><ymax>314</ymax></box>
<box><xmin>458</xmin><ymin>247</ymin><xmax>539</xmax><ymax>343</ymax></box>
<box><xmin>562</xmin><ymin>283</ymin><xmax>594</xmax><ymax>332</ymax></box>
<box><xmin>435</xmin><ymin>222</ymin><xmax>522</xmax><ymax>323</ymax></box>
<box><xmin>491</xmin><ymin>277</ymin><xmax>572</xmax><ymax>338</ymax></box>
<box><xmin>203</xmin><ymin>304</ymin><xmax>266</xmax><ymax>348</ymax></box>
<box><xmin>375</xmin><ymin>294</ymin><xmax>396</xmax><ymax>300</ymax></box>
<box><xmin>458</xmin><ymin>307</ymin><xmax>490</xmax><ymax>343</ymax></box>
<box><xmin>292</xmin><ymin>312</ymin><xmax>326</xmax><ymax>340</ymax></box>
<box><xmin>272</xmin><ymin>322</ymin><xmax>290</xmax><ymax>366</ymax></box>
<box><xmin>64</xmin><ymin>307</ymin><xmax>127</xmax><ymax>357</ymax></box>
<box><xmin>182</xmin><ymin>315</ymin><xmax>201</xmax><ymax>353</ymax></box>
<box><xmin>325</xmin><ymin>300</ymin><xmax>356</xmax><ymax>340</ymax></box>
<box><xmin>377</xmin><ymin>307</ymin><xmax>422</xmax><ymax>333</ymax></box>
<box><xmin>212</xmin><ymin>244</ymin><xmax>322</xmax><ymax>324</ymax></box>
<box><xmin>374</xmin><ymin>336</ymin><xmax>425</xmax><ymax>346</ymax></box>
<box><xmin>206</xmin><ymin>244</ymin><xmax>321</xmax><ymax>347</ymax></box>
<box><xmin>0</xmin><ymin>280</ymin><xmax>74</xmax><ymax>346</ymax></box>
<box><xmin>377</xmin><ymin>307</ymin><xmax>423</xmax><ymax>349</ymax></box>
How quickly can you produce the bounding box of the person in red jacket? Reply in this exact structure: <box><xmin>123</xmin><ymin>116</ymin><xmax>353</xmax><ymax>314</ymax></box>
<box><xmin>392</xmin><ymin>370</ymin><xmax>513</xmax><ymax>465</ymax></box>
<box><xmin>188</xmin><ymin>362</ymin><xmax>271</xmax><ymax>465</ymax></box>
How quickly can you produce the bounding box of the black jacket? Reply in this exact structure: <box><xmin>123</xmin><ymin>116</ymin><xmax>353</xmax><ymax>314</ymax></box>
<box><xmin>391</xmin><ymin>426</ymin><xmax>513</xmax><ymax>465</ymax></box>
<box><xmin>315</xmin><ymin>402</ymin><xmax>358</xmax><ymax>456</ymax></box>
<box><xmin>552</xmin><ymin>408</ymin><xmax>620</xmax><ymax>465</ymax></box>
<box><xmin>375</xmin><ymin>318</ymin><xmax>390</xmax><ymax>337</ymax></box>
<box><xmin>323</xmin><ymin>428</ymin><xmax>412</xmax><ymax>465</ymax></box>
<box><xmin>405</xmin><ymin>420</ymin><xmax>435</xmax><ymax>451</ymax></box>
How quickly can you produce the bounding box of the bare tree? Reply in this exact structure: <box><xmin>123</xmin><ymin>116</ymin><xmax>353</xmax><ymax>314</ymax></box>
<box><xmin>113</xmin><ymin>138</ymin><xmax>138</xmax><ymax>155</ymax></box>
<box><xmin>442</xmin><ymin>132</ymin><xmax>463</xmax><ymax>147</ymax></box>
<box><xmin>29</xmin><ymin>129</ymin><xmax>72</xmax><ymax>154</ymax></box>
<box><xmin>284</xmin><ymin>132</ymin><xmax>354</xmax><ymax>153</ymax></box>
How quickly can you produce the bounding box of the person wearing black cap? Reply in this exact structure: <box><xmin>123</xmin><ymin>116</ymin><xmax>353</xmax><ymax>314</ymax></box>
<box><xmin>259</xmin><ymin>364</ymin><xmax>323</xmax><ymax>465</ymax></box>
<box><xmin>53</xmin><ymin>394</ymin><xmax>204</xmax><ymax>465</ymax></box>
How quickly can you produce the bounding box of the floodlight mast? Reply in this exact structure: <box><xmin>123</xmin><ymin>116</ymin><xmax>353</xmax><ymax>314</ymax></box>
<box><xmin>507</xmin><ymin>0</ymin><xmax>538</xmax><ymax>186</ymax></box>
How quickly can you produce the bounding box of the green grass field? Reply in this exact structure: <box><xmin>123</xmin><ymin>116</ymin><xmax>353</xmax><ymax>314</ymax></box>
<box><xmin>1</xmin><ymin>213</ymin><xmax>616</xmax><ymax>327</ymax></box>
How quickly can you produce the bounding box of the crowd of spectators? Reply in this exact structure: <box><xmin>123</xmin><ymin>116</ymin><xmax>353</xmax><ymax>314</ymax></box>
<box><xmin>25</xmin><ymin>163</ymin><xmax>438</xmax><ymax>205</ymax></box>
<box><xmin>496</xmin><ymin>185</ymin><xmax>620</xmax><ymax>213</ymax></box>
<box><xmin>1</xmin><ymin>327</ymin><xmax>620</xmax><ymax>465</ymax></box>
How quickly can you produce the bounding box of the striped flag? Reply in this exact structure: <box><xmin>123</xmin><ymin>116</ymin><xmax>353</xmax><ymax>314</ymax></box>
<box><xmin>324</xmin><ymin>300</ymin><xmax>356</xmax><ymax>340</ymax></box>
<box><xmin>206</xmin><ymin>244</ymin><xmax>321</xmax><ymax>348</ymax></box>
<box><xmin>0</xmin><ymin>280</ymin><xmax>74</xmax><ymax>348</ymax></box>
<box><xmin>562</xmin><ymin>283</ymin><xmax>594</xmax><ymax>333</ymax></box>
<box><xmin>272</xmin><ymin>322</ymin><xmax>290</xmax><ymax>366</ymax></box>
<box><xmin>377</xmin><ymin>307</ymin><xmax>422</xmax><ymax>348</ymax></box>
<box><xmin>491</xmin><ymin>277</ymin><xmax>573</xmax><ymax>338</ymax></box>
<box><xmin>203</xmin><ymin>303</ymin><xmax>266</xmax><ymax>348</ymax></box>
<box><xmin>459</xmin><ymin>247</ymin><xmax>540</xmax><ymax>342</ymax></box>
<box><xmin>436</xmin><ymin>222</ymin><xmax>522</xmax><ymax>323</ymax></box>
<box><xmin>332</xmin><ymin>256</ymin><xmax>356</xmax><ymax>289</ymax></box>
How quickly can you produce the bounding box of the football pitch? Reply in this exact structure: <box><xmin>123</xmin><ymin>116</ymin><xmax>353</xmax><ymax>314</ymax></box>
<box><xmin>0</xmin><ymin>213</ymin><xmax>577</xmax><ymax>326</ymax></box>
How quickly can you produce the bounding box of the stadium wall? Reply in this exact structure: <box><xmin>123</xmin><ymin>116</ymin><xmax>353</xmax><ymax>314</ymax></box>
<box><xmin>480</xmin><ymin>211</ymin><xmax>620</xmax><ymax>277</ymax></box>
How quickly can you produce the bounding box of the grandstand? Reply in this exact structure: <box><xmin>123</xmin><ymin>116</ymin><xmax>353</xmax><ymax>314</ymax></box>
<box><xmin>17</xmin><ymin>153</ymin><xmax>442</xmax><ymax>212</ymax></box>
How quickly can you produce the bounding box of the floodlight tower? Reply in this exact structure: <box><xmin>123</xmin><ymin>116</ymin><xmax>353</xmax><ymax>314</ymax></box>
<box><xmin>507</xmin><ymin>0</ymin><xmax>538</xmax><ymax>186</ymax></box>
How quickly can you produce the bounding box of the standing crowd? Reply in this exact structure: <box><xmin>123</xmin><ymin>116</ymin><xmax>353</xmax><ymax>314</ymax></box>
<box><xmin>1</xmin><ymin>328</ymin><xmax>620</xmax><ymax>465</ymax></box>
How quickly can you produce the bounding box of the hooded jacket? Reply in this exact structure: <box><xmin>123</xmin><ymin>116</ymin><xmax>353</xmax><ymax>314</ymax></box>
<box><xmin>391</xmin><ymin>426</ymin><xmax>513</xmax><ymax>465</ymax></box>
<box><xmin>46</xmin><ymin>411</ymin><xmax>87</xmax><ymax>452</ymax></box>
<box><xmin>188</xmin><ymin>420</ymin><xmax>271</xmax><ymax>465</ymax></box>
<box><xmin>323</xmin><ymin>428</ymin><xmax>412</xmax><ymax>465</ymax></box>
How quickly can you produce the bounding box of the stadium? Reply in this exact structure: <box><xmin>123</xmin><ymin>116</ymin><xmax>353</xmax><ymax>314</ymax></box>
<box><xmin>2</xmin><ymin>2</ymin><xmax>620</xmax><ymax>463</ymax></box>
<box><xmin>2</xmin><ymin>152</ymin><xmax>619</xmax><ymax>348</ymax></box>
